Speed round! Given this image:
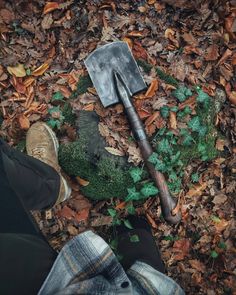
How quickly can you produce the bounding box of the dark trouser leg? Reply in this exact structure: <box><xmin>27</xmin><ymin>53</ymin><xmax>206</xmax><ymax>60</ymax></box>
<box><xmin>117</xmin><ymin>216</ymin><xmax>165</xmax><ymax>273</ymax></box>
<box><xmin>0</xmin><ymin>142</ymin><xmax>58</xmax><ymax>294</ymax></box>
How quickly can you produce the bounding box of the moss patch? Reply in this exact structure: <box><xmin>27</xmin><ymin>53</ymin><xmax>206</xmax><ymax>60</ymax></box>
<box><xmin>58</xmin><ymin>141</ymin><xmax>133</xmax><ymax>200</ymax></box>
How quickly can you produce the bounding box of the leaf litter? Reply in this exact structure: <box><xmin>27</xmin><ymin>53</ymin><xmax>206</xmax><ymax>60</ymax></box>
<box><xmin>0</xmin><ymin>1</ymin><xmax>235</xmax><ymax>294</ymax></box>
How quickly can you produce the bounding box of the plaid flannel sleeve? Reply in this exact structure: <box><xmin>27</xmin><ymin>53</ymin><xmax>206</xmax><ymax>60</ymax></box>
<box><xmin>38</xmin><ymin>230</ymin><xmax>185</xmax><ymax>295</ymax></box>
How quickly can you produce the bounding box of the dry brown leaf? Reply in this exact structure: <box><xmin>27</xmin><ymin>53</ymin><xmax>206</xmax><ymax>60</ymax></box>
<box><xmin>18</xmin><ymin>114</ymin><xmax>30</xmax><ymax>130</ymax></box>
<box><xmin>0</xmin><ymin>8</ymin><xmax>15</xmax><ymax>24</ymax></box>
<box><xmin>7</xmin><ymin>64</ymin><xmax>26</xmax><ymax>77</ymax></box>
<box><xmin>169</xmin><ymin>111</ymin><xmax>177</xmax><ymax>129</ymax></box>
<box><xmin>41</xmin><ymin>13</ymin><xmax>54</xmax><ymax>30</ymax></box>
<box><xmin>32</xmin><ymin>63</ymin><xmax>49</xmax><ymax>76</ymax></box>
<box><xmin>146</xmin><ymin>212</ymin><xmax>158</xmax><ymax>229</ymax></box>
<box><xmin>204</xmin><ymin>45</ymin><xmax>219</xmax><ymax>61</ymax></box>
<box><xmin>186</xmin><ymin>182</ymin><xmax>207</xmax><ymax>198</ymax></box>
<box><xmin>189</xmin><ymin>259</ymin><xmax>206</xmax><ymax>273</ymax></box>
<box><xmin>43</xmin><ymin>2</ymin><xmax>60</xmax><ymax>14</ymax></box>
<box><xmin>214</xmin><ymin>219</ymin><xmax>229</xmax><ymax>233</ymax></box>
<box><xmin>75</xmin><ymin>208</ymin><xmax>90</xmax><ymax>222</ymax></box>
<box><xmin>115</xmin><ymin>201</ymin><xmax>127</xmax><ymax>210</ymax></box>
<box><xmin>215</xmin><ymin>138</ymin><xmax>226</xmax><ymax>151</ymax></box>
<box><xmin>173</xmin><ymin>239</ymin><xmax>191</xmax><ymax>261</ymax></box>
<box><xmin>105</xmin><ymin>147</ymin><xmax>125</xmax><ymax>156</ymax></box>
<box><xmin>127</xmin><ymin>144</ymin><xmax>142</xmax><ymax>165</ymax></box>
<box><xmin>212</xmin><ymin>194</ymin><xmax>228</xmax><ymax>206</ymax></box>
<box><xmin>122</xmin><ymin>37</ymin><xmax>133</xmax><ymax>49</ymax></box>
<box><xmin>76</xmin><ymin>176</ymin><xmax>90</xmax><ymax>187</ymax></box>
<box><xmin>145</xmin><ymin>111</ymin><xmax>159</xmax><ymax>126</ymax></box>
<box><xmin>57</xmin><ymin>205</ymin><xmax>76</xmax><ymax>220</ymax></box>
<box><xmin>145</xmin><ymin>79</ymin><xmax>158</xmax><ymax>98</ymax></box>
<box><xmin>216</xmin><ymin>49</ymin><xmax>232</xmax><ymax>67</ymax></box>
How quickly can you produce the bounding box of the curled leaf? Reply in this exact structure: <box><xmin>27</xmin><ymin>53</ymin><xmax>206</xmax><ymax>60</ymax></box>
<box><xmin>76</xmin><ymin>176</ymin><xmax>90</xmax><ymax>186</ymax></box>
<box><xmin>43</xmin><ymin>2</ymin><xmax>59</xmax><ymax>14</ymax></box>
<box><xmin>32</xmin><ymin>63</ymin><xmax>49</xmax><ymax>76</ymax></box>
<box><xmin>7</xmin><ymin>64</ymin><xmax>26</xmax><ymax>77</ymax></box>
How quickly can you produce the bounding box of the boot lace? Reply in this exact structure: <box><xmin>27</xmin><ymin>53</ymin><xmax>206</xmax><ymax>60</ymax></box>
<box><xmin>31</xmin><ymin>146</ymin><xmax>47</xmax><ymax>161</ymax></box>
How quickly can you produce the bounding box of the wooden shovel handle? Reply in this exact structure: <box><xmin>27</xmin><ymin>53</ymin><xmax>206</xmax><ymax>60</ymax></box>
<box><xmin>125</xmin><ymin>105</ymin><xmax>181</xmax><ymax>224</ymax></box>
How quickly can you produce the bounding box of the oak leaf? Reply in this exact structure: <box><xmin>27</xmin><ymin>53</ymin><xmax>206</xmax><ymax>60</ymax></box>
<box><xmin>18</xmin><ymin>114</ymin><xmax>30</xmax><ymax>130</ymax></box>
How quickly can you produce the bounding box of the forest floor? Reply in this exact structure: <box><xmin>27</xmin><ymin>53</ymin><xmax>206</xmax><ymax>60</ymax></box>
<box><xmin>0</xmin><ymin>1</ymin><xmax>235</xmax><ymax>294</ymax></box>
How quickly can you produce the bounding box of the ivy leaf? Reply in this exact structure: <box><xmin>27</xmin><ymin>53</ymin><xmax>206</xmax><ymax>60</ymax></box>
<box><xmin>160</xmin><ymin>105</ymin><xmax>169</xmax><ymax>118</ymax></box>
<box><xmin>52</xmin><ymin>91</ymin><xmax>64</xmax><ymax>101</ymax></box>
<box><xmin>170</xmin><ymin>106</ymin><xmax>178</xmax><ymax>112</ymax></box>
<box><xmin>140</xmin><ymin>182</ymin><xmax>159</xmax><ymax>197</ymax></box>
<box><xmin>123</xmin><ymin>219</ymin><xmax>133</xmax><ymax>229</ymax></box>
<box><xmin>107</xmin><ymin>208</ymin><xmax>117</xmax><ymax>217</ymax></box>
<box><xmin>129</xmin><ymin>167</ymin><xmax>143</xmax><ymax>183</ymax></box>
<box><xmin>47</xmin><ymin>119</ymin><xmax>61</xmax><ymax>129</ymax></box>
<box><xmin>130</xmin><ymin>234</ymin><xmax>140</xmax><ymax>243</ymax></box>
<box><xmin>155</xmin><ymin>158</ymin><xmax>166</xmax><ymax>172</ymax></box>
<box><xmin>188</xmin><ymin>116</ymin><xmax>201</xmax><ymax>132</ymax></box>
<box><xmin>172</xmin><ymin>86</ymin><xmax>192</xmax><ymax>102</ymax></box>
<box><xmin>126</xmin><ymin>204</ymin><xmax>136</xmax><ymax>215</ymax></box>
<box><xmin>148</xmin><ymin>152</ymin><xmax>158</xmax><ymax>164</ymax></box>
<box><xmin>197</xmin><ymin>143</ymin><xmax>209</xmax><ymax>161</ymax></box>
<box><xmin>210</xmin><ymin>250</ymin><xmax>218</xmax><ymax>259</ymax></box>
<box><xmin>125</xmin><ymin>187</ymin><xmax>141</xmax><ymax>201</ymax></box>
<box><xmin>157</xmin><ymin>138</ymin><xmax>170</xmax><ymax>154</ymax></box>
<box><xmin>177</xmin><ymin>106</ymin><xmax>192</xmax><ymax>119</ymax></box>
<box><xmin>196</xmin><ymin>89</ymin><xmax>210</xmax><ymax>108</ymax></box>
<box><xmin>198</xmin><ymin>126</ymin><xmax>207</xmax><ymax>137</ymax></box>
<box><xmin>191</xmin><ymin>172</ymin><xmax>199</xmax><ymax>183</ymax></box>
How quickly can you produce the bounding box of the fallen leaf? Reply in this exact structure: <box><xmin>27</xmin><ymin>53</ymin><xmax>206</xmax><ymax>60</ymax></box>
<box><xmin>57</xmin><ymin>205</ymin><xmax>76</xmax><ymax>220</ymax></box>
<box><xmin>127</xmin><ymin>144</ymin><xmax>142</xmax><ymax>165</ymax></box>
<box><xmin>146</xmin><ymin>212</ymin><xmax>158</xmax><ymax>229</ymax></box>
<box><xmin>90</xmin><ymin>213</ymin><xmax>113</xmax><ymax>226</ymax></box>
<box><xmin>75</xmin><ymin>208</ymin><xmax>90</xmax><ymax>222</ymax></box>
<box><xmin>105</xmin><ymin>147</ymin><xmax>125</xmax><ymax>156</ymax></box>
<box><xmin>215</xmin><ymin>138</ymin><xmax>226</xmax><ymax>151</ymax></box>
<box><xmin>169</xmin><ymin>111</ymin><xmax>177</xmax><ymax>129</ymax></box>
<box><xmin>216</xmin><ymin>49</ymin><xmax>232</xmax><ymax>67</ymax></box>
<box><xmin>32</xmin><ymin>63</ymin><xmax>49</xmax><ymax>76</ymax></box>
<box><xmin>0</xmin><ymin>8</ymin><xmax>15</xmax><ymax>24</ymax></box>
<box><xmin>76</xmin><ymin>176</ymin><xmax>90</xmax><ymax>186</ymax></box>
<box><xmin>41</xmin><ymin>13</ymin><xmax>54</xmax><ymax>30</ymax></box>
<box><xmin>173</xmin><ymin>239</ymin><xmax>191</xmax><ymax>260</ymax></box>
<box><xmin>7</xmin><ymin>64</ymin><xmax>26</xmax><ymax>77</ymax></box>
<box><xmin>43</xmin><ymin>2</ymin><xmax>59</xmax><ymax>14</ymax></box>
<box><xmin>18</xmin><ymin>114</ymin><xmax>30</xmax><ymax>130</ymax></box>
<box><xmin>189</xmin><ymin>259</ymin><xmax>206</xmax><ymax>273</ymax></box>
<box><xmin>115</xmin><ymin>201</ymin><xmax>127</xmax><ymax>210</ymax></box>
<box><xmin>212</xmin><ymin>194</ymin><xmax>228</xmax><ymax>206</ymax></box>
<box><xmin>145</xmin><ymin>79</ymin><xmax>158</xmax><ymax>98</ymax></box>
<box><xmin>145</xmin><ymin>111</ymin><xmax>159</xmax><ymax>126</ymax></box>
<box><xmin>186</xmin><ymin>182</ymin><xmax>207</xmax><ymax>198</ymax></box>
<box><xmin>204</xmin><ymin>45</ymin><xmax>219</xmax><ymax>61</ymax></box>
<box><xmin>214</xmin><ymin>218</ymin><xmax>229</xmax><ymax>233</ymax></box>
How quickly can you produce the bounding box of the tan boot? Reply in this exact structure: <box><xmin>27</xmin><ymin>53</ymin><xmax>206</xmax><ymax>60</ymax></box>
<box><xmin>26</xmin><ymin>122</ymin><xmax>71</xmax><ymax>205</ymax></box>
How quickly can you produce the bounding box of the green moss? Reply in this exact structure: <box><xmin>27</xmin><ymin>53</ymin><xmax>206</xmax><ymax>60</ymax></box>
<box><xmin>62</xmin><ymin>102</ymin><xmax>76</xmax><ymax>125</ymax></box>
<box><xmin>70</xmin><ymin>75</ymin><xmax>93</xmax><ymax>99</ymax></box>
<box><xmin>58</xmin><ymin>141</ymin><xmax>133</xmax><ymax>200</ymax></box>
<box><xmin>137</xmin><ymin>59</ymin><xmax>152</xmax><ymax>74</ymax></box>
<box><xmin>156</xmin><ymin>67</ymin><xmax>179</xmax><ymax>87</ymax></box>
<box><xmin>137</xmin><ymin>59</ymin><xmax>179</xmax><ymax>87</ymax></box>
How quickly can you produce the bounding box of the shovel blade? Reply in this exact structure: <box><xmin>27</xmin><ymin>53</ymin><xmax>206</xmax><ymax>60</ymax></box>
<box><xmin>84</xmin><ymin>41</ymin><xmax>147</xmax><ymax>107</ymax></box>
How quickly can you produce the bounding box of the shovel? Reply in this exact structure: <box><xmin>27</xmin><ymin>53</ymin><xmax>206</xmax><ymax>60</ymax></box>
<box><xmin>85</xmin><ymin>41</ymin><xmax>181</xmax><ymax>224</ymax></box>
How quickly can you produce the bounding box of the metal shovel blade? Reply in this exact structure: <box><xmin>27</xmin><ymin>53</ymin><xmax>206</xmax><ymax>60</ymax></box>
<box><xmin>84</xmin><ymin>41</ymin><xmax>147</xmax><ymax>107</ymax></box>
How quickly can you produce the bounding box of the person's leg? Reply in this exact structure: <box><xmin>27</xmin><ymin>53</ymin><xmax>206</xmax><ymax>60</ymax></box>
<box><xmin>116</xmin><ymin>216</ymin><xmax>165</xmax><ymax>273</ymax></box>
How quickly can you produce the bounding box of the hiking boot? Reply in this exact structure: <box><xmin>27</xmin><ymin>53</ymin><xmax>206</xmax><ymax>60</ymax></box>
<box><xmin>26</xmin><ymin>122</ymin><xmax>71</xmax><ymax>205</ymax></box>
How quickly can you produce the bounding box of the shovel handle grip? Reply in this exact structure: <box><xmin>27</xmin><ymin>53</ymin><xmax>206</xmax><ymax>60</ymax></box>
<box><xmin>125</xmin><ymin>105</ymin><xmax>181</xmax><ymax>224</ymax></box>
